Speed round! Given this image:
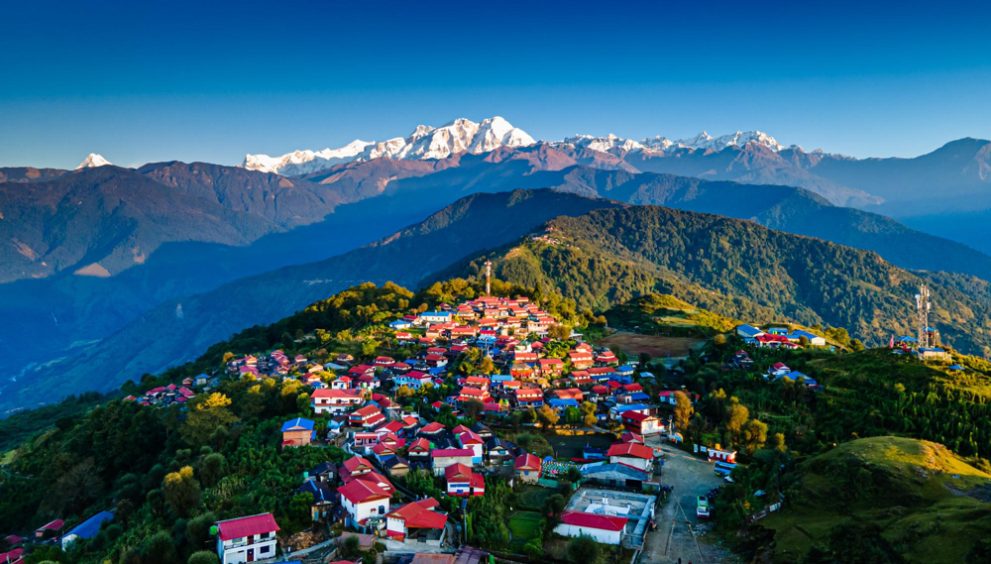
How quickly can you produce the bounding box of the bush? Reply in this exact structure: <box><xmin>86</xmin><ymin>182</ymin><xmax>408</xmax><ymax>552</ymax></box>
<box><xmin>188</xmin><ymin>552</ymin><xmax>220</xmax><ymax>564</ymax></box>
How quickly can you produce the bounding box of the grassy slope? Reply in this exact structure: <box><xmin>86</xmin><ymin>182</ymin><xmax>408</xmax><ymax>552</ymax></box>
<box><xmin>763</xmin><ymin>436</ymin><xmax>991</xmax><ymax>562</ymax></box>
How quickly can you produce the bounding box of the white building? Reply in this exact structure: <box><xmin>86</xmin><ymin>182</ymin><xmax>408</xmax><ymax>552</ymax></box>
<box><xmin>553</xmin><ymin>511</ymin><xmax>627</xmax><ymax>545</ymax></box>
<box><xmin>215</xmin><ymin>513</ymin><xmax>279</xmax><ymax>564</ymax></box>
<box><xmin>338</xmin><ymin>479</ymin><xmax>391</xmax><ymax>525</ymax></box>
<box><xmin>311</xmin><ymin>388</ymin><xmax>362</xmax><ymax>415</ymax></box>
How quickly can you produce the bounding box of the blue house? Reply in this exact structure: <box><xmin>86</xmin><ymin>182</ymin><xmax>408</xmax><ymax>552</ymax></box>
<box><xmin>281</xmin><ymin>418</ymin><xmax>316</xmax><ymax>447</ymax></box>
<box><xmin>389</xmin><ymin>319</ymin><xmax>412</xmax><ymax>330</ymax></box>
<box><xmin>615</xmin><ymin>365</ymin><xmax>636</xmax><ymax>377</ymax></box>
<box><xmin>736</xmin><ymin>324</ymin><xmax>764</xmax><ymax>339</ymax></box>
<box><xmin>548</xmin><ymin>398</ymin><xmax>579</xmax><ymax>410</ymax></box>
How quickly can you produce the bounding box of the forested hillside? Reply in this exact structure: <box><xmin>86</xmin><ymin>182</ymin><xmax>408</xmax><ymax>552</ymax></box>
<box><xmin>457</xmin><ymin>206</ymin><xmax>991</xmax><ymax>354</ymax></box>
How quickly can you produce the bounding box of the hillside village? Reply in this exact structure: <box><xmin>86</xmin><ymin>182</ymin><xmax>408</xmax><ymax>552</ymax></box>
<box><xmin>0</xmin><ymin>289</ymin><xmax>851</xmax><ymax>564</ymax></box>
<box><xmin>4</xmin><ymin>282</ymin><xmax>989</xmax><ymax>564</ymax></box>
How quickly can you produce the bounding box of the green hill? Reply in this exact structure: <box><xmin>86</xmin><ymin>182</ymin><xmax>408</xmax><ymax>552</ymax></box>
<box><xmin>455</xmin><ymin>205</ymin><xmax>991</xmax><ymax>355</ymax></box>
<box><xmin>761</xmin><ymin>436</ymin><xmax>991</xmax><ymax>563</ymax></box>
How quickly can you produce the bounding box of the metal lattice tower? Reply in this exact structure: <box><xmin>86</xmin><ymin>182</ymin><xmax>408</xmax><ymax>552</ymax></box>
<box><xmin>915</xmin><ymin>285</ymin><xmax>932</xmax><ymax>348</ymax></box>
<box><xmin>484</xmin><ymin>260</ymin><xmax>492</xmax><ymax>296</ymax></box>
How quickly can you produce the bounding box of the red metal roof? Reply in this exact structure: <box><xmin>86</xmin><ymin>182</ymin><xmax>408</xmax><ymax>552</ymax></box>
<box><xmin>338</xmin><ymin>478</ymin><xmax>390</xmax><ymax>504</ymax></box>
<box><xmin>560</xmin><ymin>510</ymin><xmax>628</xmax><ymax>531</ymax></box>
<box><xmin>607</xmin><ymin>442</ymin><xmax>654</xmax><ymax>460</ymax></box>
<box><xmin>216</xmin><ymin>513</ymin><xmax>280</xmax><ymax>541</ymax></box>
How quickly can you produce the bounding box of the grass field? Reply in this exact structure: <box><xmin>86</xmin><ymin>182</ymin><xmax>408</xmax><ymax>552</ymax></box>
<box><xmin>516</xmin><ymin>485</ymin><xmax>555</xmax><ymax>511</ymax></box>
<box><xmin>761</xmin><ymin>436</ymin><xmax>991</xmax><ymax>562</ymax></box>
<box><xmin>599</xmin><ymin>331</ymin><xmax>703</xmax><ymax>358</ymax></box>
<box><xmin>507</xmin><ymin>510</ymin><xmax>544</xmax><ymax>548</ymax></box>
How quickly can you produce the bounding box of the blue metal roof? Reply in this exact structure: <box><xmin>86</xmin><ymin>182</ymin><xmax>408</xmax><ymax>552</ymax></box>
<box><xmin>281</xmin><ymin>417</ymin><xmax>315</xmax><ymax>432</ymax></box>
<box><xmin>66</xmin><ymin>510</ymin><xmax>114</xmax><ymax>539</ymax></box>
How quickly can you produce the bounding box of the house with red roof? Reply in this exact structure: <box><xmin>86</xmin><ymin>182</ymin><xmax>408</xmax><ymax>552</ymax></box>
<box><xmin>339</xmin><ymin>479</ymin><xmax>391</xmax><ymax>526</ymax></box>
<box><xmin>385</xmin><ymin>498</ymin><xmax>448</xmax><ymax>542</ymax></box>
<box><xmin>430</xmin><ymin>448</ymin><xmax>475</xmax><ymax>476</ymax></box>
<box><xmin>538</xmin><ymin>358</ymin><xmax>564</xmax><ymax>375</ymax></box>
<box><xmin>408</xmin><ymin>437</ymin><xmax>432</xmax><ymax>461</ymax></box>
<box><xmin>312</xmin><ymin>388</ymin><xmax>362</xmax><ymax>415</ymax></box>
<box><xmin>331</xmin><ymin>375</ymin><xmax>353</xmax><ymax>390</ymax></box>
<box><xmin>569</xmin><ymin>350</ymin><xmax>594</xmax><ymax>369</ymax></box>
<box><xmin>553</xmin><ymin>511</ymin><xmax>627</xmax><ymax>545</ymax></box>
<box><xmin>215</xmin><ymin>513</ymin><xmax>279</xmax><ymax>564</ymax></box>
<box><xmin>514</xmin><ymin>387</ymin><xmax>544</xmax><ymax>408</ymax></box>
<box><xmin>453</xmin><ymin>426</ymin><xmax>484</xmax><ymax>463</ymax></box>
<box><xmin>621</xmin><ymin>411</ymin><xmax>664</xmax><ymax>436</ymax></box>
<box><xmin>514</xmin><ymin>453</ymin><xmax>542</xmax><ymax>483</ymax></box>
<box><xmin>607</xmin><ymin>442</ymin><xmax>655</xmax><ymax>472</ymax></box>
<box><xmin>457</xmin><ymin>386</ymin><xmax>491</xmax><ymax>405</ymax></box>
<box><xmin>0</xmin><ymin>548</ymin><xmax>24</xmax><ymax>564</ymax></box>
<box><xmin>349</xmin><ymin>405</ymin><xmax>386</xmax><ymax>428</ymax></box>
<box><xmin>444</xmin><ymin>463</ymin><xmax>485</xmax><ymax>497</ymax></box>
<box><xmin>595</xmin><ymin>350</ymin><xmax>619</xmax><ymax>365</ymax></box>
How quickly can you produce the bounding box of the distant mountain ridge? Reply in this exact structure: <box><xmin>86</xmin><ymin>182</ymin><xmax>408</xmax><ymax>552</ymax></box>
<box><xmin>241</xmin><ymin>117</ymin><xmax>991</xmax><ymax>213</ymax></box>
<box><xmin>242</xmin><ymin>116</ymin><xmax>535</xmax><ymax>175</ymax></box>
<box><xmin>8</xmin><ymin>189</ymin><xmax>991</xmax><ymax>415</ymax></box>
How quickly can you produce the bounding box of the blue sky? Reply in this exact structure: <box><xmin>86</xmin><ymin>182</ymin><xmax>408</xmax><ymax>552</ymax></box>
<box><xmin>2</xmin><ymin>0</ymin><xmax>990</xmax><ymax>168</ymax></box>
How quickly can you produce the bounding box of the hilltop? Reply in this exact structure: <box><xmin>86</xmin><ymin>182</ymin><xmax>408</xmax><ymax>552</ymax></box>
<box><xmin>459</xmin><ymin>205</ymin><xmax>991</xmax><ymax>355</ymax></box>
<box><xmin>759</xmin><ymin>436</ymin><xmax>991</xmax><ymax>562</ymax></box>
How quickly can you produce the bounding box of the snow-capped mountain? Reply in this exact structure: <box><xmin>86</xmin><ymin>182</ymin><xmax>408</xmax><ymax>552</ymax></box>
<box><xmin>76</xmin><ymin>153</ymin><xmax>112</xmax><ymax>169</ymax></box>
<box><xmin>564</xmin><ymin>130</ymin><xmax>785</xmax><ymax>156</ymax></box>
<box><xmin>242</xmin><ymin>140</ymin><xmax>372</xmax><ymax>177</ymax></box>
<box><xmin>243</xmin><ymin>116</ymin><xmax>535</xmax><ymax>175</ymax></box>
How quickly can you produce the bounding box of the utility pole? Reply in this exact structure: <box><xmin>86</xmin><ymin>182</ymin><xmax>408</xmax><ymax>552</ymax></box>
<box><xmin>484</xmin><ymin>260</ymin><xmax>492</xmax><ymax>296</ymax></box>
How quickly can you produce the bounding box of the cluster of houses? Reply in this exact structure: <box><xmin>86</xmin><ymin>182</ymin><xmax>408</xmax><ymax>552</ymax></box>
<box><xmin>735</xmin><ymin>324</ymin><xmax>826</xmax><ymax>348</ymax></box>
<box><xmin>123</xmin><ymin>381</ymin><xmax>197</xmax><ymax>407</ymax></box>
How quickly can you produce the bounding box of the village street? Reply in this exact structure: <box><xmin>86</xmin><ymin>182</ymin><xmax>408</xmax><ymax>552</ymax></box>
<box><xmin>640</xmin><ymin>439</ymin><xmax>737</xmax><ymax>564</ymax></box>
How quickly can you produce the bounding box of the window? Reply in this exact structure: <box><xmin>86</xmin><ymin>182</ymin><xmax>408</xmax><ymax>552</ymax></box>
<box><xmin>259</xmin><ymin>546</ymin><xmax>270</xmax><ymax>554</ymax></box>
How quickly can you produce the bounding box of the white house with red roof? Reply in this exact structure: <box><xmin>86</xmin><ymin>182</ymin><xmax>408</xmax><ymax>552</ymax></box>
<box><xmin>453</xmin><ymin>426</ymin><xmax>484</xmax><ymax>464</ymax></box>
<box><xmin>311</xmin><ymin>388</ymin><xmax>362</xmax><ymax>415</ymax></box>
<box><xmin>430</xmin><ymin>448</ymin><xmax>475</xmax><ymax>476</ymax></box>
<box><xmin>349</xmin><ymin>405</ymin><xmax>386</xmax><ymax>428</ymax></box>
<box><xmin>339</xmin><ymin>479</ymin><xmax>391</xmax><ymax>527</ymax></box>
<box><xmin>621</xmin><ymin>411</ymin><xmax>664</xmax><ymax>436</ymax></box>
<box><xmin>553</xmin><ymin>511</ymin><xmax>627</xmax><ymax>545</ymax></box>
<box><xmin>444</xmin><ymin>463</ymin><xmax>485</xmax><ymax>497</ymax></box>
<box><xmin>514</xmin><ymin>453</ymin><xmax>542</xmax><ymax>483</ymax></box>
<box><xmin>215</xmin><ymin>513</ymin><xmax>280</xmax><ymax>564</ymax></box>
<box><xmin>385</xmin><ymin>498</ymin><xmax>448</xmax><ymax>543</ymax></box>
<box><xmin>607</xmin><ymin>442</ymin><xmax>655</xmax><ymax>472</ymax></box>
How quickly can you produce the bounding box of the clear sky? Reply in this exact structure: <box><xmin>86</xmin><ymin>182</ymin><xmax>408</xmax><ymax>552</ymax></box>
<box><xmin>2</xmin><ymin>0</ymin><xmax>990</xmax><ymax>168</ymax></box>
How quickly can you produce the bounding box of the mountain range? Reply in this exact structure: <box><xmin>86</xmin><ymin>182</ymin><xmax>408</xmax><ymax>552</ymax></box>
<box><xmin>240</xmin><ymin>116</ymin><xmax>991</xmax><ymax>213</ymax></box>
<box><xmin>6</xmin><ymin>188</ymin><xmax>991</xmax><ymax>415</ymax></box>
<box><xmin>3</xmin><ymin>115</ymin><xmax>991</xmax><ymax>414</ymax></box>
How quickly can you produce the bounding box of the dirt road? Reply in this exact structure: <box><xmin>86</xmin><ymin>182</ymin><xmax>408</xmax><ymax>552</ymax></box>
<box><xmin>640</xmin><ymin>439</ymin><xmax>738</xmax><ymax>564</ymax></box>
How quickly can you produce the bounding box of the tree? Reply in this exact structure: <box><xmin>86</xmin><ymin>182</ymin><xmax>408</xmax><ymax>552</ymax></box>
<box><xmin>463</xmin><ymin>400</ymin><xmax>484</xmax><ymax>419</ymax></box>
<box><xmin>188</xmin><ymin>552</ymin><xmax>219</xmax><ymax>564</ymax></box>
<box><xmin>713</xmin><ymin>333</ymin><xmax>728</xmax><ymax>347</ymax></box>
<box><xmin>549</xmin><ymin>323</ymin><xmax>571</xmax><ymax>341</ymax></box>
<box><xmin>725</xmin><ymin>398</ymin><xmax>750</xmax><ymax>445</ymax></box>
<box><xmin>742</xmin><ymin>419</ymin><xmax>768</xmax><ymax>455</ymax></box>
<box><xmin>478</xmin><ymin>355</ymin><xmax>496</xmax><ymax>375</ymax></box>
<box><xmin>773</xmin><ymin>432</ymin><xmax>787</xmax><ymax>453</ymax></box>
<box><xmin>566</xmin><ymin>536</ymin><xmax>602</xmax><ymax>564</ymax></box>
<box><xmin>198</xmin><ymin>453</ymin><xmax>226</xmax><ymax>487</ymax></box>
<box><xmin>673</xmin><ymin>390</ymin><xmax>694</xmax><ymax>432</ymax></box>
<box><xmin>537</xmin><ymin>404</ymin><xmax>560</xmax><ymax>428</ymax></box>
<box><xmin>163</xmin><ymin>466</ymin><xmax>201</xmax><ymax>517</ymax></box>
<box><xmin>186</xmin><ymin>513</ymin><xmax>217</xmax><ymax>551</ymax></box>
<box><xmin>544</xmin><ymin>493</ymin><xmax>566</xmax><ymax>517</ymax></box>
<box><xmin>182</xmin><ymin>393</ymin><xmax>238</xmax><ymax>446</ymax></box>
<box><xmin>142</xmin><ymin>530</ymin><xmax>179</xmax><ymax>564</ymax></box>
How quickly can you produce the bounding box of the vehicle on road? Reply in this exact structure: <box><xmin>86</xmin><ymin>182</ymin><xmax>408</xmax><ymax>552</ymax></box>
<box><xmin>696</xmin><ymin>495</ymin><xmax>710</xmax><ymax>518</ymax></box>
<box><xmin>714</xmin><ymin>460</ymin><xmax>737</xmax><ymax>476</ymax></box>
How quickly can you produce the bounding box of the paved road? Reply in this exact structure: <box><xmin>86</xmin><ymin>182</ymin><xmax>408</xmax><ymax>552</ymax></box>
<box><xmin>640</xmin><ymin>439</ymin><xmax>738</xmax><ymax>564</ymax></box>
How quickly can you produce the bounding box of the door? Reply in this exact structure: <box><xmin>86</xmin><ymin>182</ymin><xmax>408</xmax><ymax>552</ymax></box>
<box><xmin>247</xmin><ymin>549</ymin><xmax>254</xmax><ymax>562</ymax></box>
